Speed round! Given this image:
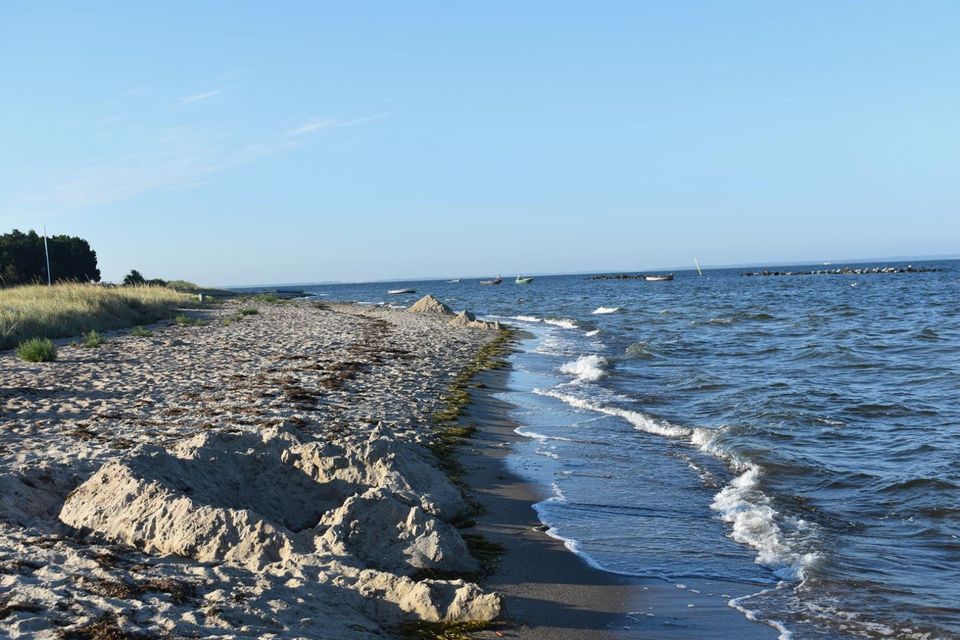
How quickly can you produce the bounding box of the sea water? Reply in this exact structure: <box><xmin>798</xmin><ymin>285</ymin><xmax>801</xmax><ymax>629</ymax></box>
<box><xmin>298</xmin><ymin>260</ymin><xmax>960</xmax><ymax>639</ymax></box>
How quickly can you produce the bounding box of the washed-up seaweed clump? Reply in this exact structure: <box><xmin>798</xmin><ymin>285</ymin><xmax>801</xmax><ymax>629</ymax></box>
<box><xmin>429</xmin><ymin>328</ymin><xmax>514</xmax><ymax>480</ymax></box>
<box><xmin>398</xmin><ymin>620</ymin><xmax>503</xmax><ymax>640</ymax></box>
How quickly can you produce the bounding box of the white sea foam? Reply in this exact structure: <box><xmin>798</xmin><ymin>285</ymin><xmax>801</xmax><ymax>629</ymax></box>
<box><xmin>591</xmin><ymin>306</ymin><xmax>622</xmax><ymax>315</ymax></box>
<box><xmin>728</xmin><ymin>589</ymin><xmax>794</xmax><ymax>640</ymax></box>
<box><xmin>533</xmin><ymin>386</ymin><xmax>820</xmax><ymax>585</ymax></box>
<box><xmin>585</xmin><ymin>329</ymin><xmax>601</xmax><ymax>337</ymax></box>
<box><xmin>514</xmin><ymin>427</ymin><xmax>573</xmax><ymax>442</ymax></box>
<box><xmin>534</xmin><ymin>389</ymin><xmax>692</xmax><ymax>438</ymax></box>
<box><xmin>513</xmin><ymin>315</ymin><xmax>541</xmax><ymax>323</ymax></box>
<box><xmin>558</xmin><ymin>355</ymin><xmax>608</xmax><ymax>383</ymax></box>
<box><xmin>544</xmin><ymin>317</ymin><xmax>578</xmax><ymax>329</ymax></box>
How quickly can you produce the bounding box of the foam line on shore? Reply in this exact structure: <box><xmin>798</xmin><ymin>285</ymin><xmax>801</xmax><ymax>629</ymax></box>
<box><xmin>532</xmin><ymin>387</ymin><xmax>820</xmax><ymax>584</ymax></box>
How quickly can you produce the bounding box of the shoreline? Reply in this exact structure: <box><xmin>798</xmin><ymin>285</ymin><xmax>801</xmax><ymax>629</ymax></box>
<box><xmin>1</xmin><ymin>295</ymin><xmax>779</xmax><ymax>639</ymax></box>
<box><xmin>460</xmin><ymin>365</ymin><xmax>780</xmax><ymax>640</ymax></box>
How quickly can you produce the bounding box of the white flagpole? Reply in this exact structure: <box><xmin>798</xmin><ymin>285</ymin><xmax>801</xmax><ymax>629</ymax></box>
<box><xmin>694</xmin><ymin>257</ymin><xmax>703</xmax><ymax>276</ymax></box>
<box><xmin>43</xmin><ymin>226</ymin><xmax>52</xmax><ymax>286</ymax></box>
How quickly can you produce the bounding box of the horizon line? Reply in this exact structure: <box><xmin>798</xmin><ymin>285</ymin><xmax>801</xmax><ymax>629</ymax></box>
<box><xmin>215</xmin><ymin>253</ymin><xmax>960</xmax><ymax>290</ymax></box>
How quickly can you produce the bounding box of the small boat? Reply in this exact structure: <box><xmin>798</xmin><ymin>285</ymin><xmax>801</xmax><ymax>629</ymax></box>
<box><xmin>387</xmin><ymin>288</ymin><xmax>416</xmax><ymax>294</ymax></box>
<box><xmin>480</xmin><ymin>275</ymin><xmax>503</xmax><ymax>285</ymax></box>
<box><xmin>447</xmin><ymin>279</ymin><xmax>461</xmax><ymax>283</ymax></box>
<box><xmin>644</xmin><ymin>274</ymin><xmax>674</xmax><ymax>282</ymax></box>
<box><xmin>515</xmin><ymin>276</ymin><xmax>534</xmax><ymax>284</ymax></box>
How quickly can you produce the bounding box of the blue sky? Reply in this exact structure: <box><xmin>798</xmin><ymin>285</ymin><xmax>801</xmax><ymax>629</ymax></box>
<box><xmin>1</xmin><ymin>2</ymin><xmax>958</xmax><ymax>285</ymax></box>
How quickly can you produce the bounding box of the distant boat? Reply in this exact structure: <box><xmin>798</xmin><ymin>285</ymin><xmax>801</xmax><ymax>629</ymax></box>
<box><xmin>515</xmin><ymin>276</ymin><xmax>534</xmax><ymax>284</ymax></box>
<box><xmin>480</xmin><ymin>275</ymin><xmax>503</xmax><ymax>285</ymax></box>
<box><xmin>387</xmin><ymin>288</ymin><xmax>416</xmax><ymax>294</ymax></box>
<box><xmin>447</xmin><ymin>279</ymin><xmax>461</xmax><ymax>283</ymax></box>
<box><xmin>644</xmin><ymin>274</ymin><xmax>674</xmax><ymax>282</ymax></box>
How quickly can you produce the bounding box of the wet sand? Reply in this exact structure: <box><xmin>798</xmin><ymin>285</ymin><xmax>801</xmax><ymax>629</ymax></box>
<box><xmin>461</xmin><ymin>367</ymin><xmax>779</xmax><ymax>640</ymax></box>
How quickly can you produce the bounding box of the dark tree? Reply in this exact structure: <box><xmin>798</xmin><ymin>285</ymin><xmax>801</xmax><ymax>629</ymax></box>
<box><xmin>0</xmin><ymin>229</ymin><xmax>100</xmax><ymax>286</ymax></box>
<box><xmin>123</xmin><ymin>269</ymin><xmax>146</xmax><ymax>286</ymax></box>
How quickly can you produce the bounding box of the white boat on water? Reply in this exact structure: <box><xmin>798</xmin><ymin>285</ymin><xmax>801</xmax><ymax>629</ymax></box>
<box><xmin>448</xmin><ymin>279</ymin><xmax>461</xmax><ymax>283</ymax></box>
<box><xmin>387</xmin><ymin>288</ymin><xmax>416</xmax><ymax>294</ymax></box>
<box><xmin>644</xmin><ymin>274</ymin><xmax>674</xmax><ymax>282</ymax></box>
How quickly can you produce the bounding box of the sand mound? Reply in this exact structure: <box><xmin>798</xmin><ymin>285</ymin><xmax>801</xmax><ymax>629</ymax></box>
<box><xmin>318</xmin><ymin>487</ymin><xmax>478</xmax><ymax>574</ymax></box>
<box><xmin>407</xmin><ymin>295</ymin><xmax>454</xmax><ymax>316</ymax></box>
<box><xmin>57</xmin><ymin>423</ymin><xmax>498</xmax><ymax>624</ymax></box>
<box><xmin>287</xmin><ymin>426</ymin><xmax>467</xmax><ymax>520</ymax></box>
<box><xmin>360</xmin><ymin>572</ymin><xmax>501</xmax><ymax>622</ymax></box>
<box><xmin>448</xmin><ymin>310</ymin><xmax>501</xmax><ymax>331</ymax></box>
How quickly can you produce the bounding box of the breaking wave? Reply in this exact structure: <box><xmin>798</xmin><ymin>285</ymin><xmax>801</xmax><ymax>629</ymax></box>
<box><xmin>558</xmin><ymin>355</ymin><xmax>608</xmax><ymax>383</ymax></box>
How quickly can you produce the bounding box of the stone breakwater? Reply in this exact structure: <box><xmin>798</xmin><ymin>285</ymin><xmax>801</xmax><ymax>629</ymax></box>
<box><xmin>0</xmin><ymin>299</ymin><xmax>501</xmax><ymax>639</ymax></box>
<box><xmin>742</xmin><ymin>265</ymin><xmax>940</xmax><ymax>277</ymax></box>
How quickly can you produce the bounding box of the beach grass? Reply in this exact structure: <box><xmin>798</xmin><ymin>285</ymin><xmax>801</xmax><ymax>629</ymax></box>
<box><xmin>130</xmin><ymin>326</ymin><xmax>154</xmax><ymax>337</ymax></box>
<box><xmin>173</xmin><ymin>314</ymin><xmax>206</xmax><ymax>327</ymax></box>
<box><xmin>0</xmin><ymin>284</ymin><xmax>190</xmax><ymax>350</ymax></box>
<box><xmin>239</xmin><ymin>307</ymin><xmax>259</xmax><ymax>315</ymax></box>
<box><xmin>15</xmin><ymin>337</ymin><xmax>57</xmax><ymax>362</ymax></box>
<box><xmin>81</xmin><ymin>329</ymin><xmax>104</xmax><ymax>348</ymax></box>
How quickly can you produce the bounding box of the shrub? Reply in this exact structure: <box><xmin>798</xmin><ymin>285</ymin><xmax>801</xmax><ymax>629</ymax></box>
<box><xmin>16</xmin><ymin>338</ymin><xmax>57</xmax><ymax>362</ymax></box>
<box><xmin>174</xmin><ymin>314</ymin><xmax>206</xmax><ymax>326</ymax></box>
<box><xmin>81</xmin><ymin>330</ymin><xmax>104</xmax><ymax>348</ymax></box>
<box><xmin>130</xmin><ymin>326</ymin><xmax>154</xmax><ymax>337</ymax></box>
<box><xmin>239</xmin><ymin>307</ymin><xmax>259</xmax><ymax>316</ymax></box>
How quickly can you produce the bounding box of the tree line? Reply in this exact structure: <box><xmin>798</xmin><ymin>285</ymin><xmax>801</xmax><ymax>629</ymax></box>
<box><xmin>0</xmin><ymin>229</ymin><xmax>101</xmax><ymax>286</ymax></box>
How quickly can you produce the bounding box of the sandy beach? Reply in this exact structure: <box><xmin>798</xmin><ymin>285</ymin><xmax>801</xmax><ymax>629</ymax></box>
<box><xmin>0</xmin><ymin>299</ymin><xmax>503</xmax><ymax>638</ymax></box>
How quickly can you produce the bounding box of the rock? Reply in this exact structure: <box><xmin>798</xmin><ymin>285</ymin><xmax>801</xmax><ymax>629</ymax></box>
<box><xmin>407</xmin><ymin>295</ymin><xmax>454</xmax><ymax>317</ymax></box>
<box><xmin>317</xmin><ymin>487</ymin><xmax>478</xmax><ymax>574</ymax></box>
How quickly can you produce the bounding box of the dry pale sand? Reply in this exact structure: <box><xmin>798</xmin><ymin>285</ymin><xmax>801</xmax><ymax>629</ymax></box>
<box><xmin>0</xmin><ymin>299</ymin><xmax>502</xmax><ymax>639</ymax></box>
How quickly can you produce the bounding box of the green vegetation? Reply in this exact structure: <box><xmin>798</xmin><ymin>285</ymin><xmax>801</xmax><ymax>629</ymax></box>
<box><xmin>429</xmin><ymin>328</ymin><xmax>515</xmax><ymax>486</ymax></box>
<box><xmin>238</xmin><ymin>307</ymin><xmax>259</xmax><ymax>315</ymax></box>
<box><xmin>0</xmin><ymin>284</ymin><xmax>189</xmax><ymax>350</ymax></box>
<box><xmin>0</xmin><ymin>229</ymin><xmax>100</xmax><ymax>286</ymax></box>
<box><xmin>250</xmin><ymin>292</ymin><xmax>281</xmax><ymax>303</ymax></box>
<box><xmin>81</xmin><ymin>330</ymin><xmax>104</xmax><ymax>348</ymax></box>
<box><xmin>16</xmin><ymin>338</ymin><xmax>57</xmax><ymax>362</ymax></box>
<box><xmin>173</xmin><ymin>314</ymin><xmax>206</xmax><ymax>326</ymax></box>
<box><xmin>120</xmin><ymin>271</ymin><xmax>234</xmax><ymax>298</ymax></box>
<box><xmin>397</xmin><ymin>620</ymin><xmax>501</xmax><ymax>640</ymax></box>
<box><xmin>130</xmin><ymin>325</ymin><xmax>154</xmax><ymax>337</ymax></box>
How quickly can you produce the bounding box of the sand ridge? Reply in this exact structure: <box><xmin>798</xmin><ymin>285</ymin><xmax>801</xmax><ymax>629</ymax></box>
<box><xmin>0</xmin><ymin>300</ymin><xmax>500</xmax><ymax>638</ymax></box>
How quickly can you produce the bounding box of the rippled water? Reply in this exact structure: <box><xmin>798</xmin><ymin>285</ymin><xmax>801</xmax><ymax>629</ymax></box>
<box><xmin>302</xmin><ymin>260</ymin><xmax>960</xmax><ymax>639</ymax></box>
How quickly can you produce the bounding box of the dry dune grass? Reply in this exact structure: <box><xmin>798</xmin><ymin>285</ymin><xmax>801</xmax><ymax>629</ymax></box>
<box><xmin>0</xmin><ymin>283</ymin><xmax>191</xmax><ymax>349</ymax></box>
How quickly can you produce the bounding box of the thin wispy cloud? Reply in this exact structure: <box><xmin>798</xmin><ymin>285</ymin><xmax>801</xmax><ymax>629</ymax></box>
<box><xmin>289</xmin><ymin>112</ymin><xmax>388</xmax><ymax>136</ymax></box>
<box><xmin>7</xmin><ymin>112</ymin><xmax>385</xmax><ymax>215</ymax></box>
<box><xmin>178</xmin><ymin>89</ymin><xmax>227</xmax><ymax>105</ymax></box>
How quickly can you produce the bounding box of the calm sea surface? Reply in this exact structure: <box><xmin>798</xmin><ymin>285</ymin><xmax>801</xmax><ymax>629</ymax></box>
<box><xmin>293</xmin><ymin>260</ymin><xmax>959</xmax><ymax>639</ymax></box>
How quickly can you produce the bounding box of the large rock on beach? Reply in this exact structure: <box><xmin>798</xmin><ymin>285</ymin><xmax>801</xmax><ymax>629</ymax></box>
<box><xmin>407</xmin><ymin>295</ymin><xmax>454</xmax><ymax>316</ymax></box>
